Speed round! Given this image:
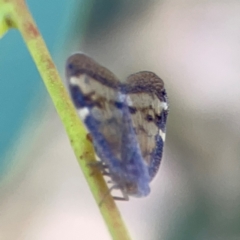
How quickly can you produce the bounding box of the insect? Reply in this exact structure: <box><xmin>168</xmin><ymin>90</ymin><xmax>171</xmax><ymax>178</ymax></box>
<box><xmin>65</xmin><ymin>53</ymin><xmax>168</xmax><ymax>201</ymax></box>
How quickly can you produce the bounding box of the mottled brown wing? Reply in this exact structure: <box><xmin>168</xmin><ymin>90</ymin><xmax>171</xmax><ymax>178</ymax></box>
<box><xmin>65</xmin><ymin>53</ymin><xmax>151</xmax><ymax>198</ymax></box>
<box><xmin>65</xmin><ymin>53</ymin><xmax>124</xmax><ymax>159</ymax></box>
<box><xmin>123</xmin><ymin>71</ymin><xmax>169</xmax><ymax>180</ymax></box>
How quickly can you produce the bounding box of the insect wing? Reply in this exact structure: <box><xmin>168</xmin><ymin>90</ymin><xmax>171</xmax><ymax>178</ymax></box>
<box><xmin>66</xmin><ymin>54</ymin><xmax>150</xmax><ymax>197</ymax></box>
<box><xmin>123</xmin><ymin>71</ymin><xmax>168</xmax><ymax>180</ymax></box>
<box><xmin>66</xmin><ymin>53</ymin><xmax>122</xmax><ymax>166</ymax></box>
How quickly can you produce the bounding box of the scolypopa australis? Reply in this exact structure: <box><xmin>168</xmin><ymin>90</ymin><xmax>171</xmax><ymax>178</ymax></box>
<box><xmin>65</xmin><ymin>53</ymin><xmax>168</xmax><ymax>201</ymax></box>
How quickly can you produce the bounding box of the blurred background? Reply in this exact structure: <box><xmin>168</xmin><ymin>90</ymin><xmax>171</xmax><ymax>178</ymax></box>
<box><xmin>1</xmin><ymin>0</ymin><xmax>240</xmax><ymax>239</ymax></box>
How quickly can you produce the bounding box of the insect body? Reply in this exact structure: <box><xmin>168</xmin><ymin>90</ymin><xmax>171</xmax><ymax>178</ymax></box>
<box><xmin>65</xmin><ymin>53</ymin><xmax>168</xmax><ymax>200</ymax></box>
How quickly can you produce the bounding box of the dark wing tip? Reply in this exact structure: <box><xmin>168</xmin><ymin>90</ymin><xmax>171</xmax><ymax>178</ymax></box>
<box><xmin>65</xmin><ymin>53</ymin><xmax>120</xmax><ymax>89</ymax></box>
<box><xmin>124</xmin><ymin>71</ymin><xmax>167</xmax><ymax>102</ymax></box>
<box><xmin>65</xmin><ymin>53</ymin><xmax>96</xmax><ymax>78</ymax></box>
